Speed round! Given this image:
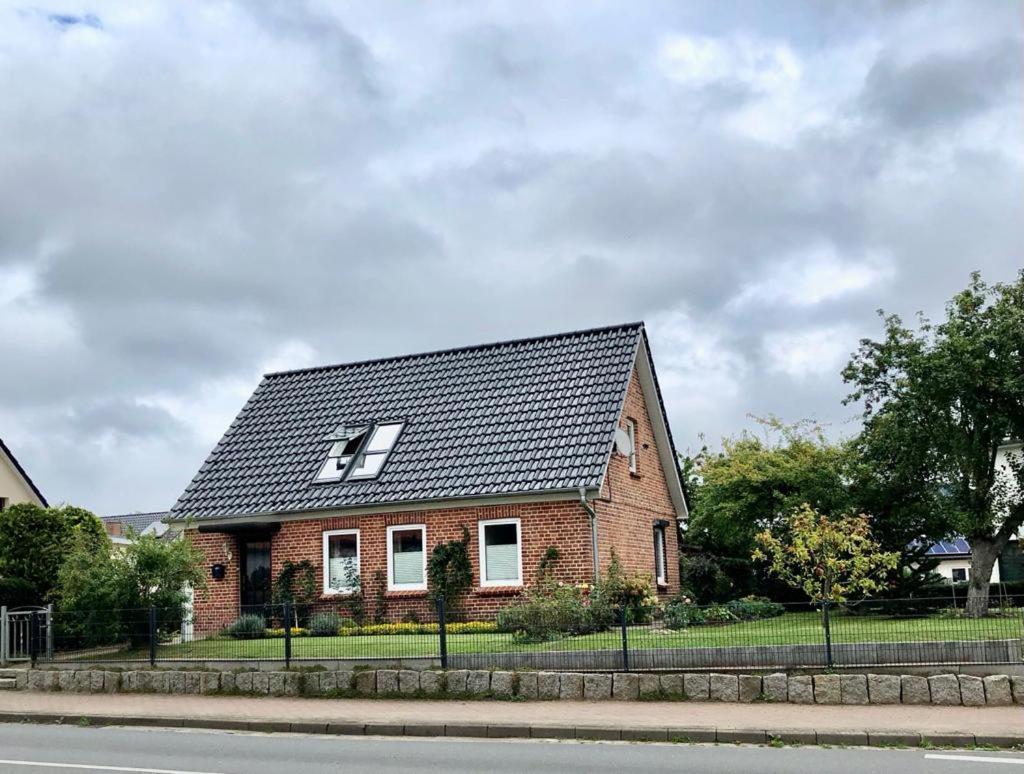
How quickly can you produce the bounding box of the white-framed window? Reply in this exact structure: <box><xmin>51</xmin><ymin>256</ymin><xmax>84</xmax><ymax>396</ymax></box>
<box><xmin>0</xmin><ymin>497</ymin><xmax>7</xmax><ymax>512</ymax></box>
<box><xmin>478</xmin><ymin>518</ymin><xmax>523</xmax><ymax>587</ymax></box>
<box><xmin>322</xmin><ymin>529</ymin><xmax>360</xmax><ymax>594</ymax></box>
<box><xmin>626</xmin><ymin>418</ymin><xmax>638</xmax><ymax>474</ymax></box>
<box><xmin>653</xmin><ymin>522</ymin><xmax>668</xmax><ymax>586</ymax></box>
<box><xmin>387</xmin><ymin>524</ymin><xmax>427</xmax><ymax>591</ymax></box>
<box><xmin>951</xmin><ymin>567</ymin><xmax>968</xmax><ymax>583</ymax></box>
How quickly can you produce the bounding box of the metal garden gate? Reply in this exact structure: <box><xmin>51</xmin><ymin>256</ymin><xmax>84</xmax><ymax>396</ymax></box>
<box><xmin>0</xmin><ymin>605</ymin><xmax>52</xmax><ymax>665</ymax></box>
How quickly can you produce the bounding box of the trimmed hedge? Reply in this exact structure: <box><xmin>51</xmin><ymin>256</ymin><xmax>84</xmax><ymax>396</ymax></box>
<box><xmin>259</xmin><ymin>621</ymin><xmax>498</xmax><ymax>638</ymax></box>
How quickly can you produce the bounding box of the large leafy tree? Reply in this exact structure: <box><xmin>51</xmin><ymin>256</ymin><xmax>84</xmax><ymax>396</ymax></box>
<box><xmin>844</xmin><ymin>271</ymin><xmax>1024</xmax><ymax>616</ymax></box>
<box><xmin>845</xmin><ymin>414</ymin><xmax>958</xmax><ymax>594</ymax></box>
<box><xmin>0</xmin><ymin>502</ymin><xmax>108</xmax><ymax>603</ymax></box>
<box><xmin>684</xmin><ymin>418</ymin><xmax>854</xmax><ymax>558</ymax></box>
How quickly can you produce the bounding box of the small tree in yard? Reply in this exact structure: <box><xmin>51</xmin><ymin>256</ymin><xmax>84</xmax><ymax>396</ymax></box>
<box><xmin>843</xmin><ymin>271</ymin><xmax>1024</xmax><ymax>616</ymax></box>
<box><xmin>55</xmin><ymin>532</ymin><xmax>206</xmax><ymax>646</ymax></box>
<box><xmin>752</xmin><ymin>505</ymin><xmax>898</xmax><ymax>604</ymax></box>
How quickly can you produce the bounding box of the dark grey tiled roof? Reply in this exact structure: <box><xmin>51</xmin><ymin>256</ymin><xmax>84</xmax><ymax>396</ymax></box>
<box><xmin>101</xmin><ymin>511</ymin><xmax>169</xmax><ymax>533</ymax></box>
<box><xmin>171</xmin><ymin>323</ymin><xmax>645</xmax><ymax>522</ymax></box>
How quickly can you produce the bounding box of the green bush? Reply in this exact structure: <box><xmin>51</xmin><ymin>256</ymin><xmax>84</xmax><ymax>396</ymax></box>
<box><xmin>224</xmin><ymin>614</ymin><xmax>267</xmax><ymax>639</ymax></box>
<box><xmin>664</xmin><ymin>595</ymin><xmax>782</xmax><ymax>631</ymax></box>
<box><xmin>679</xmin><ymin>553</ymin><xmax>734</xmax><ymax>603</ymax></box>
<box><xmin>0</xmin><ymin>576</ymin><xmax>38</xmax><ymax>607</ymax></box>
<box><xmin>724</xmin><ymin>596</ymin><xmax>784</xmax><ymax>621</ymax></box>
<box><xmin>497</xmin><ymin>580</ymin><xmax>614</xmax><ymax>642</ymax></box>
<box><xmin>600</xmin><ymin>554</ymin><xmax>660</xmax><ymax>624</ymax></box>
<box><xmin>309</xmin><ymin>612</ymin><xmax>343</xmax><ymax>637</ymax></box>
<box><xmin>338</xmin><ymin>616</ymin><xmax>358</xmax><ymax>629</ymax></box>
<box><xmin>0</xmin><ymin>503</ymin><xmax>108</xmax><ymax>602</ymax></box>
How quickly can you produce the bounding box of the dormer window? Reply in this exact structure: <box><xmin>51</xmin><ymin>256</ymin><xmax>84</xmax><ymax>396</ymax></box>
<box><xmin>315</xmin><ymin>422</ymin><xmax>404</xmax><ymax>483</ymax></box>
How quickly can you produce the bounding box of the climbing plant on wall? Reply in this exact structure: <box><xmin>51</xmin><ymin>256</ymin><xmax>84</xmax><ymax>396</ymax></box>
<box><xmin>273</xmin><ymin>560</ymin><xmax>318</xmax><ymax>625</ymax></box>
<box><xmin>427</xmin><ymin>526</ymin><xmax>473</xmax><ymax>618</ymax></box>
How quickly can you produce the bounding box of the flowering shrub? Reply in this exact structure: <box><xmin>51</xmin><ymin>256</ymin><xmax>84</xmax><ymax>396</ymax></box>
<box><xmin>600</xmin><ymin>555</ymin><xmax>661</xmax><ymax>624</ymax></box>
<box><xmin>496</xmin><ymin>579</ymin><xmax>615</xmax><ymax>642</ymax></box>
<box><xmin>265</xmin><ymin>627</ymin><xmax>309</xmax><ymax>638</ymax></box>
<box><xmin>251</xmin><ymin>620</ymin><xmax>498</xmax><ymax>638</ymax></box>
<box><xmin>335</xmin><ymin>621</ymin><xmax>498</xmax><ymax>636</ymax></box>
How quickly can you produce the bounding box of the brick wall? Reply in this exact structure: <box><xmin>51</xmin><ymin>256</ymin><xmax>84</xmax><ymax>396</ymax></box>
<box><xmin>188</xmin><ymin>500</ymin><xmax>594</xmax><ymax>627</ymax></box>
<box><xmin>187</xmin><ymin>363</ymin><xmax>683</xmax><ymax>627</ymax></box>
<box><xmin>189</xmin><ymin>531</ymin><xmax>241</xmax><ymax>633</ymax></box>
<box><xmin>594</xmin><ymin>369</ymin><xmax>681</xmax><ymax>597</ymax></box>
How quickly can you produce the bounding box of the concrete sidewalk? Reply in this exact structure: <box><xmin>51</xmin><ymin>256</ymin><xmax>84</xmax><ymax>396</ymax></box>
<box><xmin>2</xmin><ymin>692</ymin><xmax>1023</xmax><ymax>748</ymax></box>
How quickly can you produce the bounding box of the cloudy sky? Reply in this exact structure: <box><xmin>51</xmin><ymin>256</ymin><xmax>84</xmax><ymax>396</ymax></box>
<box><xmin>1</xmin><ymin>1</ymin><xmax>1021</xmax><ymax>515</ymax></box>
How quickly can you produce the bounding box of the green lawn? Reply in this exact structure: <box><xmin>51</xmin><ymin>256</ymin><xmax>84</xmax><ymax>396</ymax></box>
<box><xmin>86</xmin><ymin>610</ymin><xmax>1023</xmax><ymax>662</ymax></box>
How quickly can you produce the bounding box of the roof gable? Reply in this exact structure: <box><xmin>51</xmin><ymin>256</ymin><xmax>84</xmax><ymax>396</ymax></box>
<box><xmin>172</xmin><ymin>323</ymin><xmax>646</xmax><ymax>522</ymax></box>
<box><xmin>0</xmin><ymin>437</ymin><xmax>48</xmax><ymax>507</ymax></box>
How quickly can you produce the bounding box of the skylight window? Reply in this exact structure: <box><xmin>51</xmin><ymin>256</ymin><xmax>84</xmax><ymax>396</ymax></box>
<box><xmin>315</xmin><ymin>421</ymin><xmax>404</xmax><ymax>483</ymax></box>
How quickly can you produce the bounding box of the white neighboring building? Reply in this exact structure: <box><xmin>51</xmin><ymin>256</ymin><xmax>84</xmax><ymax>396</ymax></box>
<box><xmin>926</xmin><ymin>538</ymin><xmax>1001</xmax><ymax>584</ymax></box>
<box><xmin>0</xmin><ymin>437</ymin><xmax>47</xmax><ymax>511</ymax></box>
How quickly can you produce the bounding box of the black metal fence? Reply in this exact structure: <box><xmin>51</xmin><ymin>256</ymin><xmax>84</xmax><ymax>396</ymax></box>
<box><xmin>15</xmin><ymin>595</ymin><xmax>1024</xmax><ymax>672</ymax></box>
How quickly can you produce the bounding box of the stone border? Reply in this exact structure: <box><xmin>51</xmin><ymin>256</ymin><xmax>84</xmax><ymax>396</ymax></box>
<box><xmin>9</xmin><ymin>669</ymin><xmax>1024</xmax><ymax>706</ymax></box>
<box><xmin>0</xmin><ymin>710</ymin><xmax>1021</xmax><ymax>749</ymax></box>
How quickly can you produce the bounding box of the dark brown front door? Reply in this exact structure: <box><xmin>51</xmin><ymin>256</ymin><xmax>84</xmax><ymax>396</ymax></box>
<box><xmin>240</xmin><ymin>539</ymin><xmax>272</xmax><ymax>614</ymax></box>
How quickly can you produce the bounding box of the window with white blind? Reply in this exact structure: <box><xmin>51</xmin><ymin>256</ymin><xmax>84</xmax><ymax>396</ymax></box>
<box><xmin>478</xmin><ymin>518</ymin><xmax>522</xmax><ymax>587</ymax></box>
<box><xmin>322</xmin><ymin>529</ymin><xmax>360</xmax><ymax>594</ymax></box>
<box><xmin>654</xmin><ymin>522</ymin><xmax>668</xmax><ymax>586</ymax></box>
<box><xmin>387</xmin><ymin>524</ymin><xmax>426</xmax><ymax>590</ymax></box>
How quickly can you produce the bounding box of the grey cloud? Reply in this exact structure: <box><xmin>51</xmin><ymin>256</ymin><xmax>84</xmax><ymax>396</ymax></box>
<box><xmin>0</xmin><ymin>1</ymin><xmax>1020</xmax><ymax>512</ymax></box>
<box><xmin>860</xmin><ymin>38</ymin><xmax>1022</xmax><ymax>131</ymax></box>
<box><xmin>61</xmin><ymin>400</ymin><xmax>186</xmax><ymax>440</ymax></box>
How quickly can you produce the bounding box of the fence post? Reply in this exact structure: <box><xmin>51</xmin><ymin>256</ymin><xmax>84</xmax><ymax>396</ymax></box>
<box><xmin>148</xmin><ymin>606</ymin><xmax>157</xmax><ymax>668</ymax></box>
<box><xmin>1</xmin><ymin>606</ymin><xmax>7</xmax><ymax>667</ymax></box>
<box><xmin>619</xmin><ymin>606</ymin><xmax>630</xmax><ymax>672</ymax></box>
<box><xmin>283</xmin><ymin>602</ymin><xmax>292</xmax><ymax>670</ymax></box>
<box><xmin>46</xmin><ymin>604</ymin><xmax>54</xmax><ymax>661</ymax></box>
<box><xmin>29</xmin><ymin>612</ymin><xmax>40</xmax><ymax>668</ymax></box>
<box><xmin>437</xmin><ymin>596</ymin><xmax>448</xmax><ymax>670</ymax></box>
<box><xmin>821</xmin><ymin>600</ymin><xmax>834</xmax><ymax>668</ymax></box>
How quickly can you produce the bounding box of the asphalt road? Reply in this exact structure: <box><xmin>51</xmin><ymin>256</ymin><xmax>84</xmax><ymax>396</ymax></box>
<box><xmin>1</xmin><ymin>724</ymin><xmax>1023</xmax><ymax>774</ymax></box>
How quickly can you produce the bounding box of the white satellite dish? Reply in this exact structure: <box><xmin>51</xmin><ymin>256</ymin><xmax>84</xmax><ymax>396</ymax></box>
<box><xmin>614</xmin><ymin>427</ymin><xmax>633</xmax><ymax>457</ymax></box>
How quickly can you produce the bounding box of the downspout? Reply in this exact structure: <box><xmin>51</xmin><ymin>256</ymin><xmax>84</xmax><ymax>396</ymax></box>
<box><xmin>579</xmin><ymin>487</ymin><xmax>600</xmax><ymax>583</ymax></box>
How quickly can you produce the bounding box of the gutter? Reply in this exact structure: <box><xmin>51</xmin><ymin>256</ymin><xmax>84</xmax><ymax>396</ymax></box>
<box><xmin>579</xmin><ymin>487</ymin><xmax>600</xmax><ymax>583</ymax></box>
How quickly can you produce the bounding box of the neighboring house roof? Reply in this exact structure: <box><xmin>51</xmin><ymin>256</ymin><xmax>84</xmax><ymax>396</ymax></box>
<box><xmin>171</xmin><ymin>322</ymin><xmax>684</xmax><ymax>523</ymax></box>
<box><xmin>925</xmin><ymin>538</ymin><xmax>972</xmax><ymax>558</ymax></box>
<box><xmin>0</xmin><ymin>436</ymin><xmax>48</xmax><ymax>507</ymax></box>
<box><xmin>101</xmin><ymin>511</ymin><xmax>169</xmax><ymax>535</ymax></box>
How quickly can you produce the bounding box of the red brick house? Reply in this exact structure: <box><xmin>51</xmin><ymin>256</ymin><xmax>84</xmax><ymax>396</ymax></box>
<box><xmin>168</xmin><ymin>323</ymin><xmax>687</xmax><ymax>628</ymax></box>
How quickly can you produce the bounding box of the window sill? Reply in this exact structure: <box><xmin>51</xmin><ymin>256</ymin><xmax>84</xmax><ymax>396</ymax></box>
<box><xmin>320</xmin><ymin>590</ymin><xmax>358</xmax><ymax>600</ymax></box>
<box><xmin>476</xmin><ymin>585</ymin><xmax>524</xmax><ymax>596</ymax></box>
<box><xmin>385</xmin><ymin>589</ymin><xmax>428</xmax><ymax>599</ymax></box>
<box><xmin>629</xmin><ymin>472</ymin><xmax>643</xmax><ymax>480</ymax></box>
